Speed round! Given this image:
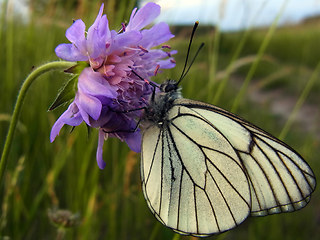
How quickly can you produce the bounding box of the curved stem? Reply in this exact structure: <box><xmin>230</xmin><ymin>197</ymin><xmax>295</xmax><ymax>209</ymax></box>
<box><xmin>0</xmin><ymin>61</ymin><xmax>76</xmax><ymax>185</ymax></box>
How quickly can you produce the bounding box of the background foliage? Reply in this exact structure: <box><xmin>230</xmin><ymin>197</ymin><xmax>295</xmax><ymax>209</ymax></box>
<box><xmin>0</xmin><ymin>0</ymin><xmax>319</xmax><ymax>239</ymax></box>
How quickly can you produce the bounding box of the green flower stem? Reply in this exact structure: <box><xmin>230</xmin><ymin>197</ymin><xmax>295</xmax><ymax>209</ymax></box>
<box><xmin>0</xmin><ymin>61</ymin><xmax>76</xmax><ymax>185</ymax></box>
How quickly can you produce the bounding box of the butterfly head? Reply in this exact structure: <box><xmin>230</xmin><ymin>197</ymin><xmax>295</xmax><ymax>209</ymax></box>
<box><xmin>142</xmin><ymin>79</ymin><xmax>181</xmax><ymax>126</ymax></box>
<box><xmin>160</xmin><ymin>79</ymin><xmax>178</xmax><ymax>93</ymax></box>
<box><xmin>158</xmin><ymin>79</ymin><xmax>182</xmax><ymax>100</ymax></box>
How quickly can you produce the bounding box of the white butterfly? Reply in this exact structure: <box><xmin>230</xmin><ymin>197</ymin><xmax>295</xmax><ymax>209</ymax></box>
<box><xmin>140</xmin><ymin>80</ymin><xmax>316</xmax><ymax>236</ymax></box>
<box><xmin>138</xmin><ymin>24</ymin><xmax>316</xmax><ymax>237</ymax></box>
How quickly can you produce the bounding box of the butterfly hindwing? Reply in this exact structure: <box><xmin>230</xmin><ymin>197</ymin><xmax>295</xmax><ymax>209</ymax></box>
<box><xmin>175</xmin><ymin>98</ymin><xmax>316</xmax><ymax>216</ymax></box>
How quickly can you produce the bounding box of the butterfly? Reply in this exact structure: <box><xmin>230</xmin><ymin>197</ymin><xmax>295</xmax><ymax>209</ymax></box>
<box><xmin>138</xmin><ymin>22</ymin><xmax>316</xmax><ymax>236</ymax></box>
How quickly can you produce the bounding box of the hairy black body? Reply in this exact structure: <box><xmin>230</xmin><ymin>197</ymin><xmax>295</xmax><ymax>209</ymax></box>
<box><xmin>142</xmin><ymin>80</ymin><xmax>181</xmax><ymax>126</ymax></box>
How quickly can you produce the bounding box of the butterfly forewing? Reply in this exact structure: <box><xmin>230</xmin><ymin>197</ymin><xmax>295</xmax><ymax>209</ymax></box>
<box><xmin>141</xmin><ymin>102</ymin><xmax>252</xmax><ymax>236</ymax></box>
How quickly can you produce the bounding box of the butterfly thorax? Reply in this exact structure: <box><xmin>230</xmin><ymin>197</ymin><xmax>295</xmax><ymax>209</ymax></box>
<box><xmin>142</xmin><ymin>80</ymin><xmax>182</xmax><ymax>127</ymax></box>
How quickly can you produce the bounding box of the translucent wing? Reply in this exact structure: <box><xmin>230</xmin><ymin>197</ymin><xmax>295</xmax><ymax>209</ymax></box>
<box><xmin>141</xmin><ymin>98</ymin><xmax>316</xmax><ymax>236</ymax></box>
<box><xmin>141</xmin><ymin>104</ymin><xmax>252</xmax><ymax>236</ymax></box>
<box><xmin>174</xmin><ymin>98</ymin><xmax>316</xmax><ymax>217</ymax></box>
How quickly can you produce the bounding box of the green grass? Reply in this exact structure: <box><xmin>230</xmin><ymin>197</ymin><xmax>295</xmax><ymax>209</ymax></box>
<box><xmin>1</xmin><ymin>1</ymin><xmax>320</xmax><ymax>240</ymax></box>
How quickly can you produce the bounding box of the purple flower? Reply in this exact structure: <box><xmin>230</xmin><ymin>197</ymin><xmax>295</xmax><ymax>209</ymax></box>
<box><xmin>50</xmin><ymin>2</ymin><xmax>176</xmax><ymax>169</ymax></box>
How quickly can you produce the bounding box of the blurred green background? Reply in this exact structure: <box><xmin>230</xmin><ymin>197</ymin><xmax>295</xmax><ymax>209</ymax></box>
<box><xmin>0</xmin><ymin>0</ymin><xmax>319</xmax><ymax>239</ymax></box>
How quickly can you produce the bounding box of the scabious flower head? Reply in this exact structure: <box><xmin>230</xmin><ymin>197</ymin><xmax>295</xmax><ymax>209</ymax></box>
<box><xmin>50</xmin><ymin>2</ymin><xmax>176</xmax><ymax>169</ymax></box>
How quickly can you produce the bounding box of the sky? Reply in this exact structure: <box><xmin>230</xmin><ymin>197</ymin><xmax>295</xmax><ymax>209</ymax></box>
<box><xmin>140</xmin><ymin>0</ymin><xmax>320</xmax><ymax>31</ymax></box>
<box><xmin>3</xmin><ymin>0</ymin><xmax>320</xmax><ymax>31</ymax></box>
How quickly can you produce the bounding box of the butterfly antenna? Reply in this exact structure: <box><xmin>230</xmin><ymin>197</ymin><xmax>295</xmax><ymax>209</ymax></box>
<box><xmin>179</xmin><ymin>42</ymin><xmax>204</xmax><ymax>81</ymax></box>
<box><xmin>177</xmin><ymin>21</ymin><xmax>201</xmax><ymax>85</ymax></box>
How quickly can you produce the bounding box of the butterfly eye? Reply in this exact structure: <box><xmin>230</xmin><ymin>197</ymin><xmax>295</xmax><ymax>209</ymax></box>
<box><xmin>165</xmin><ymin>84</ymin><xmax>176</xmax><ymax>92</ymax></box>
<box><xmin>160</xmin><ymin>81</ymin><xmax>177</xmax><ymax>93</ymax></box>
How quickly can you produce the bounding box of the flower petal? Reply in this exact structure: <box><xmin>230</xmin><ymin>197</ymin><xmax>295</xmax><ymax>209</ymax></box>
<box><xmin>139</xmin><ymin>22</ymin><xmax>175</xmax><ymax>48</ymax></box>
<box><xmin>96</xmin><ymin>129</ymin><xmax>107</xmax><ymax>169</ymax></box>
<box><xmin>78</xmin><ymin>68</ymin><xmax>117</xmax><ymax>98</ymax></box>
<box><xmin>90</xmin><ymin>105</ymin><xmax>114</xmax><ymax>128</ymax></box>
<box><xmin>111</xmin><ymin>30</ymin><xmax>142</xmax><ymax>51</ymax></box>
<box><xmin>87</xmin><ymin>4</ymin><xmax>111</xmax><ymax>58</ymax></box>
<box><xmin>124</xmin><ymin>131</ymin><xmax>141</xmax><ymax>152</ymax></box>
<box><xmin>65</xmin><ymin>19</ymin><xmax>87</xmax><ymax>54</ymax></box>
<box><xmin>50</xmin><ymin>102</ymin><xmax>82</xmax><ymax>142</ymax></box>
<box><xmin>157</xmin><ymin>58</ymin><xmax>177</xmax><ymax>69</ymax></box>
<box><xmin>77</xmin><ymin>87</ymin><xmax>102</xmax><ymax>121</ymax></box>
<box><xmin>88</xmin><ymin>3</ymin><xmax>104</xmax><ymax>34</ymax></box>
<box><xmin>126</xmin><ymin>2</ymin><xmax>160</xmax><ymax>31</ymax></box>
<box><xmin>55</xmin><ymin>43</ymin><xmax>88</xmax><ymax>61</ymax></box>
